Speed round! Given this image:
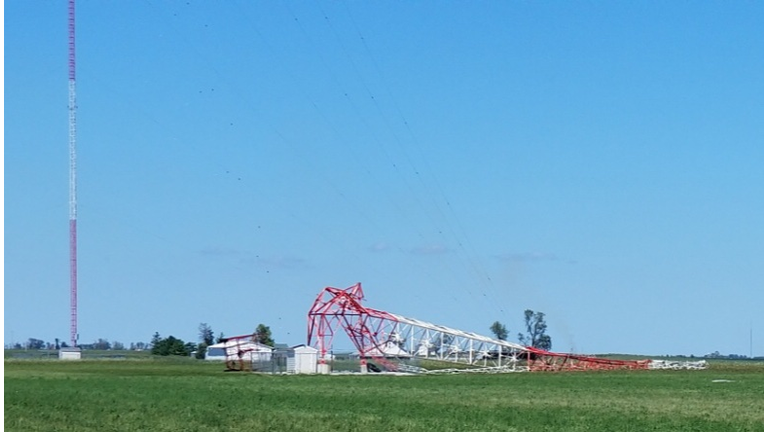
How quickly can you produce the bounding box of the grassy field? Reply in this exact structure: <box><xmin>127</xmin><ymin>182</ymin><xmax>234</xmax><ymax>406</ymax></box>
<box><xmin>5</xmin><ymin>358</ymin><xmax>763</xmax><ymax>431</ymax></box>
<box><xmin>4</xmin><ymin>349</ymin><xmax>152</xmax><ymax>360</ymax></box>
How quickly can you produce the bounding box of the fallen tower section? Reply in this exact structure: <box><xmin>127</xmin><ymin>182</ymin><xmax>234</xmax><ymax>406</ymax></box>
<box><xmin>306</xmin><ymin>283</ymin><xmax>706</xmax><ymax>373</ymax></box>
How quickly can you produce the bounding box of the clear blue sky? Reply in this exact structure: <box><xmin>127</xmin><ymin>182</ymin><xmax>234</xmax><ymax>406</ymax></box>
<box><xmin>5</xmin><ymin>1</ymin><xmax>764</xmax><ymax>357</ymax></box>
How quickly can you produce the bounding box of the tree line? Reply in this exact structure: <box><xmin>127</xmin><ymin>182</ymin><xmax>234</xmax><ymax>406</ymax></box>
<box><xmin>6</xmin><ymin>323</ymin><xmax>275</xmax><ymax>358</ymax></box>
<box><xmin>6</xmin><ymin>338</ymin><xmax>149</xmax><ymax>351</ymax></box>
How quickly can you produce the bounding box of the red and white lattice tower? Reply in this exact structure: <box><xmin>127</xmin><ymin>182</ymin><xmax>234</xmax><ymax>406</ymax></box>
<box><xmin>68</xmin><ymin>0</ymin><xmax>78</xmax><ymax>347</ymax></box>
<box><xmin>308</xmin><ymin>283</ymin><xmax>655</xmax><ymax>372</ymax></box>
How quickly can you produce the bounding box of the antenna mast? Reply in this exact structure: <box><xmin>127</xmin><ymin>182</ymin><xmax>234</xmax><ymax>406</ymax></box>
<box><xmin>68</xmin><ymin>0</ymin><xmax>78</xmax><ymax>347</ymax></box>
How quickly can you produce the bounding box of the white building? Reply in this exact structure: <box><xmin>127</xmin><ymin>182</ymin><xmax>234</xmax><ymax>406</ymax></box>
<box><xmin>205</xmin><ymin>340</ymin><xmax>273</xmax><ymax>362</ymax></box>
<box><xmin>58</xmin><ymin>347</ymin><xmax>81</xmax><ymax>360</ymax></box>
<box><xmin>290</xmin><ymin>345</ymin><xmax>319</xmax><ymax>374</ymax></box>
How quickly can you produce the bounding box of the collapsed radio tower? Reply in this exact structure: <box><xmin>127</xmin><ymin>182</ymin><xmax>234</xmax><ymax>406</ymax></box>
<box><xmin>308</xmin><ymin>283</ymin><xmax>530</xmax><ymax>372</ymax></box>
<box><xmin>308</xmin><ymin>283</ymin><xmax>703</xmax><ymax>373</ymax></box>
<box><xmin>68</xmin><ymin>0</ymin><xmax>78</xmax><ymax>347</ymax></box>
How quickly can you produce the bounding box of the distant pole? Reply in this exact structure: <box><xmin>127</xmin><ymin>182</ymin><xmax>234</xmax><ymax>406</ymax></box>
<box><xmin>68</xmin><ymin>0</ymin><xmax>78</xmax><ymax>347</ymax></box>
<box><xmin>749</xmin><ymin>322</ymin><xmax>752</xmax><ymax>359</ymax></box>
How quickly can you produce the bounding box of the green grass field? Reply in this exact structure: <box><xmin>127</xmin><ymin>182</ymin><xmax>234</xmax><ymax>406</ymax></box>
<box><xmin>5</xmin><ymin>358</ymin><xmax>763</xmax><ymax>431</ymax></box>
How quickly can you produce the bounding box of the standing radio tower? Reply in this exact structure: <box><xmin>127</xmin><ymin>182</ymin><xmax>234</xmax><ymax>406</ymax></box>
<box><xmin>68</xmin><ymin>0</ymin><xmax>78</xmax><ymax>347</ymax></box>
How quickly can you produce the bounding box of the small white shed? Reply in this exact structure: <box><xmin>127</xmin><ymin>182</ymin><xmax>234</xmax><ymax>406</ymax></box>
<box><xmin>291</xmin><ymin>345</ymin><xmax>318</xmax><ymax>374</ymax></box>
<box><xmin>59</xmin><ymin>347</ymin><xmax>81</xmax><ymax>360</ymax></box>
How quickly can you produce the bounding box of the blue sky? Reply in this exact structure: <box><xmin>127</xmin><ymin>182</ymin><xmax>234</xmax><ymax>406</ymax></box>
<box><xmin>5</xmin><ymin>1</ymin><xmax>763</xmax><ymax>357</ymax></box>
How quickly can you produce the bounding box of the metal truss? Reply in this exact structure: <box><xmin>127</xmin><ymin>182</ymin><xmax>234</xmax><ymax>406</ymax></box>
<box><xmin>307</xmin><ymin>283</ymin><xmax>529</xmax><ymax>370</ymax></box>
<box><xmin>307</xmin><ymin>283</ymin><xmax>701</xmax><ymax>373</ymax></box>
<box><xmin>525</xmin><ymin>347</ymin><xmax>651</xmax><ymax>371</ymax></box>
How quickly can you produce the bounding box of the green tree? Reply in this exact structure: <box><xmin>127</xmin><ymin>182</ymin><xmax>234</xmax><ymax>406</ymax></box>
<box><xmin>93</xmin><ymin>338</ymin><xmax>111</xmax><ymax>350</ymax></box>
<box><xmin>489</xmin><ymin>321</ymin><xmax>509</xmax><ymax>340</ymax></box>
<box><xmin>195</xmin><ymin>323</ymin><xmax>215</xmax><ymax>360</ymax></box>
<box><xmin>27</xmin><ymin>338</ymin><xmax>45</xmax><ymax>350</ymax></box>
<box><xmin>184</xmin><ymin>342</ymin><xmax>197</xmax><ymax>355</ymax></box>
<box><xmin>195</xmin><ymin>343</ymin><xmax>207</xmax><ymax>360</ymax></box>
<box><xmin>252</xmin><ymin>324</ymin><xmax>274</xmax><ymax>347</ymax></box>
<box><xmin>517</xmin><ymin>310</ymin><xmax>552</xmax><ymax>351</ymax></box>
<box><xmin>150</xmin><ymin>332</ymin><xmax>162</xmax><ymax>350</ymax></box>
<box><xmin>151</xmin><ymin>334</ymin><xmax>193</xmax><ymax>356</ymax></box>
<box><xmin>198</xmin><ymin>323</ymin><xmax>215</xmax><ymax>346</ymax></box>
